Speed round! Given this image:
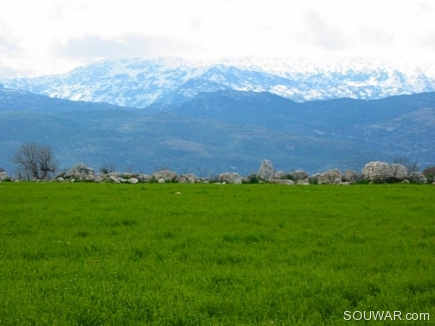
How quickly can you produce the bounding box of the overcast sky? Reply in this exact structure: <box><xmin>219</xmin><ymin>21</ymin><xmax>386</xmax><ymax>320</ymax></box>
<box><xmin>1</xmin><ymin>0</ymin><xmax>435</xmax><ymax>76</ymax></box>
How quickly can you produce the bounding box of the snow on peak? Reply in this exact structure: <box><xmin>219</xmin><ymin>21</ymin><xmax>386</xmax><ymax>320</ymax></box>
<box><xmin>2</xmin><ymin>57</ymin><xmax>435</xmax><ymax>108</ymax></box>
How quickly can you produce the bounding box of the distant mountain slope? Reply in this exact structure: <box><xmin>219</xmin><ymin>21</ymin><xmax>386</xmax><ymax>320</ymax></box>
<box><xmin>2</xmin><ymin>57</ymin><xmax>435</xmax><ymax>108</ymax></box>
<box><xmin>0</xmin><ymin>84</ymin><xmax>130</xmax><ymax>112</ymax></box>
<box><xmin>170</xmin><ymin>89</ymin><xmax>435</xmax><ymax>132</ymax></box>
<box><xmin>1</xmin><ymin>86</ymin><xmax>434</xmax><ymax>175</ymax></box>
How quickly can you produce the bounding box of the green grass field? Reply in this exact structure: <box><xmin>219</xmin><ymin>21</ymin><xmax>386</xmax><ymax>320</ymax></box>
<box><xmin>0</xmin><ymin>182</ymin><xmax>434</xmax><ymax>325</ymax></box>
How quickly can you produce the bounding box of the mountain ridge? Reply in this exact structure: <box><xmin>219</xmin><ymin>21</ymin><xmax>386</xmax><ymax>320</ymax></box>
<box><xmin>1</xmin><ymin>86</ymin><xmax>434</xmax><ymax>175</ymax></box>
<box><xmin>2</xmin><ymin>57</ymin><xmax>435</xmax><ymax>108</ymax></box>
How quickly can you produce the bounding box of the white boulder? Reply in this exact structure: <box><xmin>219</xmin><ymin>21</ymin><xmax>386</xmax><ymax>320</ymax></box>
<box><xmin>258</xmin><ymin>159</ymin><xmax>274</xmax><ymax>180</ymax></box>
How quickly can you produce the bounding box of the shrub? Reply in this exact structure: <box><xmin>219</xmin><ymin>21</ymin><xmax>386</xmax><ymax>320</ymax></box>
<box><xmin>309</xmin><ymin>178</ymin><xmax>318</xmax><ymax>185</ymax></box>
<box><xmin>244</xmin><ymin>174</ymin><xmax>259</xmax><ymax>184</ymax></box>
<box><xmin>99</xmin><ymin>163</ymin><xmax>116</xmax><ymax>174</ymax></box>
<box><xmin>423</xmin><ymin>166</ymin><xmax>435</xmax><ymax>183</ymax></box>
<box><xmin>285</xmin><ymin>174</ymin><xmax>295</xmax><ymax>181</ymax></box>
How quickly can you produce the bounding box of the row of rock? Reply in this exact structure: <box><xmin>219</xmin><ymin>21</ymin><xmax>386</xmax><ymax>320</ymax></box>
<box><xmin>257</xmin><ymin>159</ymin><xmax>429</xmax><ymax>185</ymax></box>
<box><xmin>54</xmin><ymin>160</ymin><xmax>430</xmax><ymax>185</ymax></box>
<box><xmin>1</xmin><ymin>160</ymin><xmax>432</xmax><ymax>185</ymax></box>
<box><xmin>56</xmin><ymin>164</ymin><xmax>208</xmax><ymax>184</ymax></box>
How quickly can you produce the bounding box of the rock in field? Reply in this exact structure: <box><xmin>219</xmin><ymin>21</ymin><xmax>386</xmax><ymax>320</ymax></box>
<box><xmin>258</xmin><ymin>159</ymin><xmax>274</xmax><ymax>180</ymax></box>
<box><xmin>362</xmin><ymin>161</ymin><xmax>392</xmax><ymax>183</ymax></box>
<box><xmin>408</xmin><ymin>171</ymin><xmax>427</xmax><ymax>184</ymax></box>
<box><xmin>390</xmin><ymin>164</ymin><xmax>408</xmax><ymax>181</ymax></box>
<box><xmin>218</xmin><ymin>172</ymin><xmax>242</xmax><ymax>184</ymax></box>
<box><xmin>344</xmin><ymin>170</ymin><xmax>360</xmax><ymax>183</ymax></box>
<box><xmin>318</xmin><ymin>169</ymin><xmax>342</xmax><ymax>185</ymax></box>
<box><xmin>274</xmin><ymin>170</ymin><xmax>287</xmax><ymax>179</ymax></box>
<box><xmin>153</xmin><ymin>169</ymin><xmax>177</xmax><ymax>182</ymax></box>
<box><xmin>0</xmin><ymin>172</ymin><xmax>8</xmax><ymax>182</ymax></box>
<box><xmin>291</xmin><ymin>170</ymin><xmax>309</xmax><ymax>181</ymax></box>
<box><xmin>64</xmin><ymin>163</ymin><xmax>95</xmax><ymax>181</ymax></box>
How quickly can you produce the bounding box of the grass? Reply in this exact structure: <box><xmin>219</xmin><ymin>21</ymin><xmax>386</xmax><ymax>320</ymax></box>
<box><xmin>0</xmin><ymin>182</ymin><xmax>434</xmax><ymax>325</ymax></box>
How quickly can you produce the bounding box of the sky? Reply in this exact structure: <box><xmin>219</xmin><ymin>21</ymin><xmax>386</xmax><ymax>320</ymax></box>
<box><xmin>1</xmin><ymin>0</ymin><xmax>435</xmax><ymax>76</ymax></box>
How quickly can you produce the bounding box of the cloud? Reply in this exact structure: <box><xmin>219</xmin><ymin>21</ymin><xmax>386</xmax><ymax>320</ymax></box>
<box><xmin>295</xmin><ymin>10</ymin><xmax>350</xmax><ymax>53</ymax></box>
<box><xmin>0</xmin><ymin>20</ymin><xmax>19</xmax><ymax>54</ymax></box>
<box><xmin>418</xmin><ymin>1</ymin><xmax>435</xmax><ymax>13</ymax></box>
<box><xmin>356</xmin><ymin>28</ymin><xmax>394</xmax><ymax>46</ymax></box>
<box><xmin>416</xmin><ymin>32</ymin><xmax>435</xmax><ymax>51</ymax></box>
<box><xmin>2</xmin><ymin>0</ymin><xmax>435</xmax><ymax>74</ymax></box>
<box><xmin>55</xmin><ymin>34</ymin><xmax>196</xmax><ymax>60</ymax></box>
<box><xmin>0</xmin><ymin>37</ymin><xmax>16</xmax><ymax>53</ymax></box>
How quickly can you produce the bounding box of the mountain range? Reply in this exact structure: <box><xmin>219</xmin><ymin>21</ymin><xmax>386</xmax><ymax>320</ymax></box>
<box><xmin>1</xmin><ymin>79</ymin><xmax>434</xmax><ymax>176</ymax></box>
<box><xmin>2</xmin><ymin>57</ymin><xmax>435</xmax><ymax>108</ymax></box>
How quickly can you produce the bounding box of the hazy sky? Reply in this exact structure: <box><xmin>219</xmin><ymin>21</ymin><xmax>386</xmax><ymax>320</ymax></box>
<box><xmin>1</xmin><ymin>0</ymin><xmax>435</xmax><ymax>75</ymax></box>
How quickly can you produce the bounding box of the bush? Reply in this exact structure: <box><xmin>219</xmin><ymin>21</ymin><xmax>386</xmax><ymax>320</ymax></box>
<box><xmin>244</xmin><ymin>174</ymin><xmax>260</xmax><ymax>184</ymax></box>
<box><xmin>309</xmin><ymin>178</ymin><xmax>318</xmax><ymax>185</ymax></box>
<box><xmin>285</xmin><ymin>174</ymin><xmax>295</xmax><ymax>181</ymax></box>
<box><xmin>99</xmin><ymin>163</ymin><xmax>116</xmax><ymax>174</ymax></box>
<box><xmin>423</xmin><ymin>166</ymin><xmax>435</xmax><ymax>183</ymax></box>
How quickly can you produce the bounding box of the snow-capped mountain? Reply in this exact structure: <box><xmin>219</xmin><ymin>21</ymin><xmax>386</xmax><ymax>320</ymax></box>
<box><xmin>2</xmin><ymin>57</ymin><xmax>435</xmax><ymax>108</ymax></box>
